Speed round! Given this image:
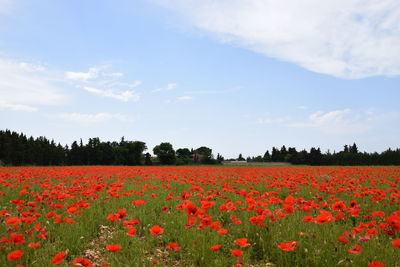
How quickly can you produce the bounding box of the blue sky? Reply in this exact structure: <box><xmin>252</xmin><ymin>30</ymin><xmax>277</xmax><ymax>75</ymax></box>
<box><xmin>1</xmin><ymin>0</ymin><xmax>399</xmax><ymax>158</ymax></box>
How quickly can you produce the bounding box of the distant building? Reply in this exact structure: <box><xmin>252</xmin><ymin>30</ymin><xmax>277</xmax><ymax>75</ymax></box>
<box><xmin>192</xmin><ymin>153</ymin><xmax>205</xmax><ymax>163</ymax></box>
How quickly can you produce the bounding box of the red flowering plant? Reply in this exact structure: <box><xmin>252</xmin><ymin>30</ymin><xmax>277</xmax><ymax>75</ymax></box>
<box><xmin>0</xmin><ymin>166</ymin><xmax>398</xmax><ymax>266</ymax></box>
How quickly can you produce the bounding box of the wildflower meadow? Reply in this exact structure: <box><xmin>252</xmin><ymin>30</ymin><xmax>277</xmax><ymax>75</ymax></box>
<box><xmin>0</xmin><ymin>166</ymin><xmax>399</xmax><ymax>266</ymax></box>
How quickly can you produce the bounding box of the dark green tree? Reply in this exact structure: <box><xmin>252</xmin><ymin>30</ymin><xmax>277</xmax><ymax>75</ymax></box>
<box><xmin>176</xmin><ymin>148</ymin><xmax>192</xmax><ymax>165</ymax></box>
<box><xmin>263</xmin><ymin>150</ymin><xmax>271</xmax><ymax>162</ymax></box>
<box><xmin>153</xmin><ymin>142</ymin><xmax>176</xmax><ymax>165</ymax></box>
<box><xmin>144</xmin><ymin>153</ymin><xmax>152</xmax><ymax>165</ymax></box>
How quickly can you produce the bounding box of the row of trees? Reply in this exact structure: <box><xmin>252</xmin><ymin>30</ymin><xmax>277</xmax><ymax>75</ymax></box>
<box><xmin>0</xmin><ymin>130</ymin><xmax>220</xmax><ymax>166</ymax></box>
<box><xmin>245</xmin><ymin>143</ymin><xmax>400</xmax><ymax>165</ymax></box>
<box><xmin>1</xmin><ymin>129</ymin><xmax>399</xmax><ymax>166</ymax></box>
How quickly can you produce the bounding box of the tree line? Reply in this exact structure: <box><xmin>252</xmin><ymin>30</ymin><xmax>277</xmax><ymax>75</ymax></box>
<box><xmin>245</xmin><ymin>143</ymin><xmax>400</xmax><ymax>165</ymax></box>
<box><xmin>1</xmin><ymin>129</ymin><xmax>399</xmax><ymax>166</ymax></box>
<box><xmin>0</xmin><ymin>129</ymin><xmax>220</xmax><ymax>166</ymax></box>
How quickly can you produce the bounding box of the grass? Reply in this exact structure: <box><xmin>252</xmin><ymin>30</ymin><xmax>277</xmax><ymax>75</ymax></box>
<box><xmin>0</xmin><ymin>166</ymin><xmax>399</xmax><ymax>266</ymax></box>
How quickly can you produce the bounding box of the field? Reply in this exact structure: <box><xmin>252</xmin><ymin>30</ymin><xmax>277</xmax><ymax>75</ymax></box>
<box><xmin>0</xmin><ymin>166</ymin><xmax>399</xmax><ymax>267</ymax></box>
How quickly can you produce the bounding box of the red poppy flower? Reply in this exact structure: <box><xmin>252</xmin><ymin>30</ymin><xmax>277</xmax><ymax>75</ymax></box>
<box><xmin>106</xmin><ymin>213</ymin><xmax>119</xmax><ymax>221</ymax></box>
<box><xmin>6</xmin><ymin>217</ymin><xmax>21</xmax><ymax>225</ymax></box>
<box><xmin>348</xmin><ymin>244</ymin><xmax>362</xmax><ymax>254</ymax></box>
<box><xmin>28</xmin><ymin>242</ymin><xmax>40</xmax><ymax>248</ymax></box>
<box><xmin>186</xmin><ymin>203</ymin><xmax>198</xmax><ymax>216</ymax></box>
<box><xmin>106</xmin><ymin>244</ymin><xmax>122</xmax><ymax>252</ymax></box>
<box><xmin>63</xmin><ymin>217</ymin><xmax>76</xmax><ymax>224</ymax></box>
<box><xmin>132</xmin><ymin>199</ymin><xmax>146</xmax><ymax>206</ymax></box>
<box><xmin>7</xmin><ymin>250</ymin><xmax>24</xmax><ymax>261</ymax></box>
<box><xmin>372</xmin><ymin>211</ymin><xmax>385</xmax><ymax>218</ymax></box>
<box><xmin>166</xmin><ymin>242</ymin><xmax>181</xmax><ymax>250</ymax></box>
<box><xmin>331</xmin><ymin>201</ymin><xmax>346</xmax><ymax>211</ymax></box>
<box><xmin>123</xmin><ymin>218</ymin><xmax>140</xmax><ymax>229</ymax></box>
<box><xmin>38</xmin><ymin>232</ymin><xmax>48</xmax><ymax>240</ymax></box>
<box><xmin>392</xmin><ymin>239</ymin><xmax>400</xmax><ymax>248</ymax></box>
<box><xmin>161</xmin><ymin>206</ymin><xmax>169</xmax><ymax>212</ymax></box>
<box><xmin>235</xmin><ymin>238</ymin><xmax>251</xmax><ymax>248</ymax></box>
<box><xmin>117</xmin><ymin>209</ymin><xmax>127</xmax><ymax>219</ymax></box>
<box><xmin>283</xmin><ymin>205</ymin><xmax>295</xmax><ymax>214</ymax></box>
<box><xmin>315</xmin><ymin>211</ymin><xmax>333</xmax><ymax>224</ymax></box>
<box><xmin>149</xmin><ymin>225</ymin><xmax>164</xmax><ymax>235</ymax></box>
<box><xmin>10</xmin><ymin>232</ymin><xmax>25</xmax><ymax>245</ymax></box>
<box><xmin>127</xmin><ymin>228</ymin><xmax>137</xmax><ymax>236</ymax></box>
<box><xmin>210</xmin><ymin>221</ymin><xmax>221</xmax><ymax>230</ymax></box>
<box><xmin>231</xmin><ymin>249</ymin><xmax>243</xmax><ymax>257</ymax></box>
<box><xmin>335</xmin><ymin>212</ymin><xmax>346</xmax><ymax>221</ymax></box>
<box><xmin>337</xmin><ymin>236</ymin><xmax>349</xmax><ymax>244</ymax></box>
<box><xmin>50</xmin><ymin>251</ymin><xmax>67</xmax><ymax>264</ymax></box>
<box><xmin>277</xmin><ymin>241</ymin><xmax>298</xmax><ymax>251</ymax></box>
<box><xmin>73</xmin><ymin>258</ymin><xmax>92</xmax><ymax>267</ymax></box>
<box><xmin>368</xmin><ymin>261</ymin><xmax>385</xmax><ymax>267</ymax></box>
<box><xmin>303</xmin><ymin>216</ymin><xmax>313</xmax><ymax>222</ymax></box>
<box><xmin>200</xmin><ymin>215</ymin><xmax>212</xmax><ymax>226</ymax></box>
<box><xmin>210</xmin><ymin>245</ymin><xmax>221</xmax><ymax>251</ymax></box>
<box><xmin>217</xmin><ymin>228</ymin><xmax>228</xmax><ymax>235</ymax></box>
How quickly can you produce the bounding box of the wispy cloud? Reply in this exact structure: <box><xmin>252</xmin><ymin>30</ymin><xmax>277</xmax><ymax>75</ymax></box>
<box><xmin>57</xmin><ymin>112</ymin><xmax>133</xmax><ymax>123</ymax></box>
<box><xmin>297</xmin><ymin>106</ymin><xmax>308</xmax><ymax>110</ymax></box>
<box><xmin>165</xmin><ymin>95</ymin><xmax>194</xmax><ymax>104</ymax></box>
<box><xmin>156</xmin><ymin>0</ymin><xmax>400</xmax><ymax>78</ymax></box>
<box><xmin>288</xmin><ymin>109</ymin><xmax>370</xmax><ymax>134</ymax></box>
<box><xmin>66</xmin><ymin>66</ymin><xmax>141</xmax><ymax>102</ymax></box>
<box><xmin>82</xmin><ymin>86</ymin><xmax>140</xmax><ymax>102</ymax></box>
<box><xmin>0</xmin><ymin>57</ymin><xmax>67</xmax><ymax>111</ymax></box>
<box><xmin>65</xmin><ymin>67</ymin><xmax>100</xmax><ymax>82</ymax></box>
<box><xmin>152</xmin><ymin>83</ymin><xmax>177</xmax><ymax>92</ymax></box>
<box><xmin>102</xmin><ymin>72</ymin><xmax>123</xmax><ymax>78</ymax></box>
<box><xmin>18</xmin><ymin>62</ymin><xmax>46</xmax><ymax>72</ymax></box>
<box><xmin>0</xmin><ymin>101</ymin><xmax>38</xmax><ymax>112</ymax></box>
<box><xmin>104</xmin><ymin>80</ymin><xmax>141</xmax><ymax>88</ymax></box>
<box><xmin>177</xmin><ymin>95</ymin><xmax>193</xmax><ymax>101</ymax></box>
<box><xmin>66</xmin><ymin>66</ymin><xmax>129</xmax><ymax>82</ymax></box>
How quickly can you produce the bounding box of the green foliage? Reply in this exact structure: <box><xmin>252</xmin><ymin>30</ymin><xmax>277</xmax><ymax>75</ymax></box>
<box><xmin>2</xmin><ymin>129</ymin><xmax>400</xmax><ymax>166</ymax></box>
<box><xmin>153</xmin><ymin>142</ymin><xmax>176</xmax><ymax>165</ymax></box>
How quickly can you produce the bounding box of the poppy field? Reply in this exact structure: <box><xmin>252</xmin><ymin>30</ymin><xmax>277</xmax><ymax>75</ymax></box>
<box><xmin>0</xmin><ymin>166</ymin><xmax>399</xmax><ymax>267</ymax></box>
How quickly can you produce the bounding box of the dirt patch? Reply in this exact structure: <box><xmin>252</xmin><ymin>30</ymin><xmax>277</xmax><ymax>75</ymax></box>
<box><xmin>83</xmin><ymin>225</ymin><xmax>114</xmax><ymax>267</ymax></box>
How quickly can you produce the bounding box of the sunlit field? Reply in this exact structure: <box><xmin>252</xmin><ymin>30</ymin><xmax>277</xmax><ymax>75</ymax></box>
<box><xmin>0</xmin><ymin>166</ymin><xmax>399</xmax><ymax>267</ymax></box>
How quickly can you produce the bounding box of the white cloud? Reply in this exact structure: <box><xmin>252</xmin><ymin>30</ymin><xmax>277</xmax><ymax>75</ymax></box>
<box><xmin>177</xmin><ymin>95</ymin><xmax>193</xmax><ymax>101</ymax></box>
<box><xmin>297</xmin><ymin>106</ymin><xmax>308</xmax><ymax>110</ymax></box>
<box><xmin>57</xmin><ymin>112</ymin><xmax>133</xmax><ymax>123</ymax></box>
<box><xmin>102</xmin><ymin>72</ymin><xmax>123</xmax><ymax>78</ymax></box>
<box><xmin>156</xmin><ymin>0</ymin><xmax>400</xmax><ymax>78</ymax></box>
<box><xmin>82</xmin><ymin>86</ymin><xmax>140</xmax><ymax>102</ymax></box>
<box><xmin>0</xmin><ymin>101</ymin><xmax>38</xmax><ymax>112</ymax></box>
<box><xmin>289</xmin><ymin>109</ymin><xmax>370</xmax><ymax>134</ymax></box>
<box><xmin>105</xmin><ymin>80</ymin><xmax>142</xmax><ymax>88</ymax></box>
<box><xmin>152</xmin><ymin>82</ymin><xmax>177</xmax><ymax>92</ymax></box>
<box><xmin>165</xmin><ymin>95</ymin><xmax>194</xmax><ymax>104</ymax></box>
<box><xmin>129</xmin><ymin>80</ymin><xmax>142</xmax><ymax>88</ymax></box>
<box><xmin>65</xmin><ymin>67</ymin><xmax>100</xmax><ymax>82</ymax></box>
<box><xmin>18</xmin><ymin>62</ymin><xmax>45</xmax><ymax>72</ymax></box>
<box><xmin>66</xmin><ymin>66</ymin><xmax>141</xmax><ymax>102</ymax></box>
<box><xmin>0</xmin><ymin>58</ymin><xmax>66</xmax><ymax>110</ymax></box>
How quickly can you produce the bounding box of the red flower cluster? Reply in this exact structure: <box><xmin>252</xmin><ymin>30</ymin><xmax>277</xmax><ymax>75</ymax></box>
<box><xmin>0</xmin><ymin>166</ymin><xmax>398</xmax><ymax>266</ymax></box>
